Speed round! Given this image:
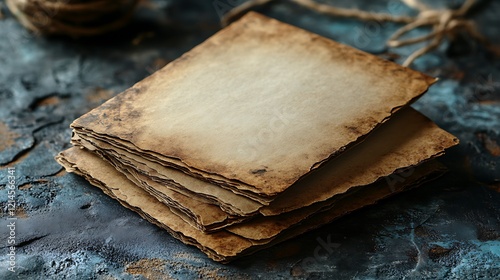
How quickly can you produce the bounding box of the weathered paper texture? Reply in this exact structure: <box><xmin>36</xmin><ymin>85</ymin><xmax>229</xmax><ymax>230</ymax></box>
<box><xmin>56</xmin><ymin>147</ymin><xmax>445</xmax><ymax>262</ymax></box>
<box><xmin>71</xmin><ymin>12</ymin><xmax>437</xmax><ymax>198</ymax></box>
<box><xmin>72</xmin><ymin>133</ymin><xmax>263</xmax><ymax>215</ymax></box>
<box><xmin>55</xmin><ymin>12</ymin><xmax>460</xmax><ymax>262</ymax></box>
<box><xmin>73</xmin><ymin>107</ymin><xmax>458</xmax><ymax>223</ymax></box>
<box><xmin>259</xmin><ymin>107</ymin><xmax>458</xmax><ymax>215</ymax></box>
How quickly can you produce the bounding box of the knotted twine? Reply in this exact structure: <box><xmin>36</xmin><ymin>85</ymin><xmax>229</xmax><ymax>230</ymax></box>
<box><xmin>5</xmin><ymin>0</ymin><xmax>139</xmax><ymax>37</ymax></box>
<box><xmin>222</xmin><ymin>0</ymin><xmax>493</xmax><ymax>67</ymax></box>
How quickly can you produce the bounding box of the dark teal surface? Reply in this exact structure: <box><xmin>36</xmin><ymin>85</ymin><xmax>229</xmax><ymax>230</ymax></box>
<box><xmin>1</xmin><ymin>0</ymin><xmax>499</xmax><ymax>279</ymax></box>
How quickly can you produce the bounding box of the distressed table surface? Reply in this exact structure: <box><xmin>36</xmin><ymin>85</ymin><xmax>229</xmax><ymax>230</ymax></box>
<box><xmin>1</xmin><ymin>0</ymin><xmax>499</xmax><ymax>279</ymax></box>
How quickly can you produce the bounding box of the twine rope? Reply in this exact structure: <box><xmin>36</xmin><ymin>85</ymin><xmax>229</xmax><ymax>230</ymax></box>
<box><xmin>5</xmin><ymin>0</ymin><xmax>139</xmax><ymax>37</ymax></box>
<box><xmin>222</xmin><ymin>0</ymin><xmax>491</xmax><ymax>67</ymax></box>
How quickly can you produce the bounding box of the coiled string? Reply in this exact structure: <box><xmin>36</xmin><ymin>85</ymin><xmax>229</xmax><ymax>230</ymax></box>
<box><xmin>6</xmin><ymin>0</ymin><xmax>139</xmax><ymax>37</ymax></box>
<box><xmin>222</xmin><ymin>0</ymin><xmax>494</xmax><ymax>67</ymax></box>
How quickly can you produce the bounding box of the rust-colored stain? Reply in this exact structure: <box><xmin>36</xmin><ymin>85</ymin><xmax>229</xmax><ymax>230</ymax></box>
<box><xmin>428</xmin><ymin>245</ymin><xmax>452</xmax><ymax>261</ymax></box>
<box><xmin>86</xmin><ymin>87</ymin><xmax>116</xmax><ymax>104</ymax></box>
<box><xmin>34</xmin><ymin>96</ymin><xmax>61</xmax><ymax>107</ymax></box>
<box><xmin>0</xmin><ymin>122</ymin><xmax>19</xmax><ymax>151</ymax></box>
<box><xmin>16</xmin><ymin>206</ymin><xmax>28</xmax><ymax>219</ymax></box>
<box><xmin>19</xmin><ymin>183</ymin><xmax>32</xmax><ymax>190</ymax></box>
<box><xmin>125</xmin><ymin>258</ymin><xmax>171</xmax><ymax>280</ymax></box>
<box><xmin>1</xmin><ymin>204</ymin><xmax>28</xmax><ymax>219</ymax></box>
<box><xmin>54</xmin><ymin>169</ymin><xmax>67</xmax><ymax>177</ymax></box>
<box><xmin>478</xmin><ymin>100</ymin><xmax>500</xmax><ymax>105</ymax></box>
<box><xmin>487</xmin><ymin>182</ymin><xmax>500</xmax><ymax>193</ymax></box>
<box><xmin>36</xmin><ymin>179</ymin><xmax>49</xmax><ymax>184</ymax></box>
<box><xmin>477</xmin><ymin>132</ymin><xmax>500</xmax><ymax>157</ymax></box>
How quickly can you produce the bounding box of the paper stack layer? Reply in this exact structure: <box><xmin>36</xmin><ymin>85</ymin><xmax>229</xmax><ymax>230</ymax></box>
<box><xmin>56</xmin><ymin>12</ymin><xmax>459</xmax><ymax>263</ymax></box>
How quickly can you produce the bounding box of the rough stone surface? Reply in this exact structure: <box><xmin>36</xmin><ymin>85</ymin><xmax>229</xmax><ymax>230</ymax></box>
<box><xmin>0</xmin><ymin>0</ymin><xmax>499</xmax><ymax>279</ymax></box>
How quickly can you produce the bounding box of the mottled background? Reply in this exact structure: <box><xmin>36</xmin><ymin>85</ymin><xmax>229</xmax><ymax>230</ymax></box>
<box><xmin>0</xmin><ymin>0</ymin><xmax>499</xmax><ymax>279</ymax></box>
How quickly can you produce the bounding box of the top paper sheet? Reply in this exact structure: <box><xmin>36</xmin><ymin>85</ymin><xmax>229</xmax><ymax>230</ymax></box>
<box><xmin>72</xmin><ymin>12</ymin><xmax>437</xmax><ymax>197</ymax></box>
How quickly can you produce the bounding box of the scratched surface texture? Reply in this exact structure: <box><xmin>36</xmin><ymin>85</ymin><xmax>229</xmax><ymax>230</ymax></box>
<box><xmin>0</xmin><ymin>0</ymin><xmax>499</xmax><ymax>279</ymax></box>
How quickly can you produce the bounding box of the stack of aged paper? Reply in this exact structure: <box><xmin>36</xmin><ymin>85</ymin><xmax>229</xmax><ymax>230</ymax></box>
<box><xmin>56</xmin><ymin>12</ymin><xmax>459</xmax><ymax>263</ymax></box>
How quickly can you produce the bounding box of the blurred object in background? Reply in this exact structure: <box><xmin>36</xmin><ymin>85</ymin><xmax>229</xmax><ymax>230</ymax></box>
<box><xmin>5</xmin><ymin>0</ymin><xmax>140</xmax><ymax>37</ymax></box>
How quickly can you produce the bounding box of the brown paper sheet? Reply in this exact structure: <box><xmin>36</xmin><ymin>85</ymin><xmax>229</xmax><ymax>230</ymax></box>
<box><xmin>71</xmin><ymin>12</ymin><xmax>437</xmax><ymax>199</ymax></box>
<box><xmin>73</xmin><ymin>133</ymin><xmax>263</xmax><ymax>215</ymax></box>
<box><xmin>226</xmin><ymin>160</ymin><xmax>444</xmax><ymax>240</ymax></box>
<box><xmin>56</xmin><ymin>147</ymin><xmax>445</xmax><ymax>262</ymax></box>
<box><xmin>104</xmin><ymin>154</ymin><xmax>240</xmax><ymax>231</ymax></box>
<box><xmin>73</xmin><ymin>107</ymin><xmax>458</xmax><ymax>223</ymax></box>
<box><xmin>260</xmin><ymin>107</ymin><xmax>458</xmax><ymax>215</ymax></box>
